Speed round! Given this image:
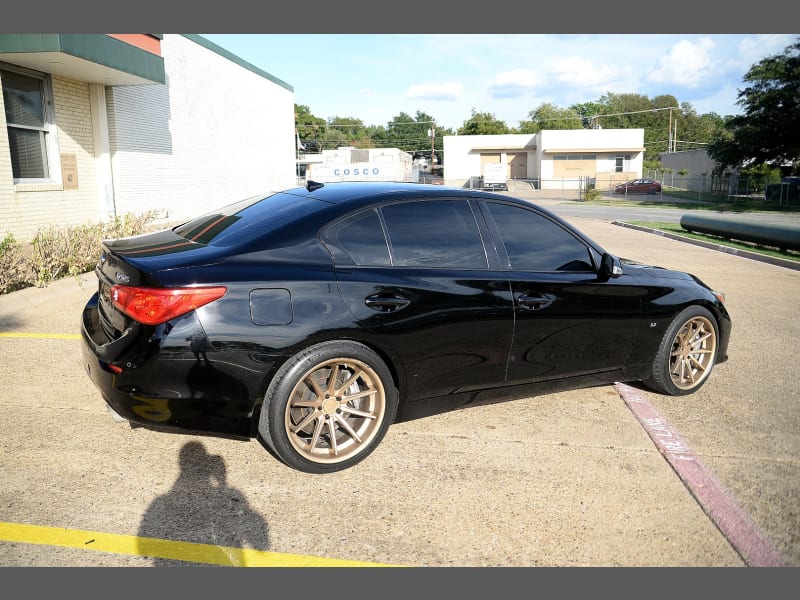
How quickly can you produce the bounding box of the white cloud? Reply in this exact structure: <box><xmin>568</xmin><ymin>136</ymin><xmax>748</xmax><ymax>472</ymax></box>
<box><xmin>736</xmin><ymin>34</ymin><xmax>796</xmax><ymax>69</ymax></box>
<box><xmin>405</xmin><ymin>82</ymin><xmax>463</xmax><ymax>100</ymax></box>
<box><xmin>548</xmin><ymin>56</ymin><xmax>629</xmax><ymax>88</ymax></box>
<box><xmin>646</xmin><ymin>38</ymin><xmax>717</xmax><ymax>88</ymax></box>
<box><xmin>488</xmin><ymin>68</ymin><xmax>542</xmax><ymax>98</ymax></box>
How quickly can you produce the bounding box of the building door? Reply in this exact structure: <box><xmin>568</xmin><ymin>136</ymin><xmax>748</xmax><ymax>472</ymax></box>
<box><xmin>508</xmin><ymin>153</ymin><xmax>527</xmax><ymax>179</ymax></box>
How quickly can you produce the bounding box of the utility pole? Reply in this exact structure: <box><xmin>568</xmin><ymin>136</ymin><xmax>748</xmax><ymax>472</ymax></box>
<box><xmin>673</xmin><ymin>117</ymin><xmax>678</xmax><ymax>153</ymax></box>
<box><xmin>668</xmin><ymin>107</ymin><xmax>672</xmax><ymax>153</ymax></box>
<box><xmin>428</xmin><ymin>126</ymin><xmax>436</xmax><ymax>172</ymax></box>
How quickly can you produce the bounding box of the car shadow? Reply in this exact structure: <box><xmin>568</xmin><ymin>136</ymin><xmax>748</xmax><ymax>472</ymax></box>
<box><xmin>137</xmin><ymin>440</ymin><xmax>270</xmax><ymax>566</ymax></box>
<box><xmin>395</xmin><ymin>374</ymin><xmax>624</xmax><ymax>423</ymax></box>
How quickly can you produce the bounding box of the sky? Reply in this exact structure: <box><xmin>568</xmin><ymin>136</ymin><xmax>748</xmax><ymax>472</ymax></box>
<box><xmin>202</xmin><ymin>34</ymin><xmax>798</xmax><ymax>131</ymax></box>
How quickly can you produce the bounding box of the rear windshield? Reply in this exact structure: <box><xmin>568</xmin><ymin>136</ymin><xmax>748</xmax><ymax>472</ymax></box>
<box><xmin>173</xmin><ymin>191</ymin><xmax>326</xmax><ymax>247</ymax></box>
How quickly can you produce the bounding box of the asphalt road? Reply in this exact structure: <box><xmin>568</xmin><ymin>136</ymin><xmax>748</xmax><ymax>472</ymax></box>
<box><xmin>0</xmin><ymin>213</ymin><xmax>798</xmax><ymax>568</ymax></box>
<box><xmin>519</xmin><ymin>190</ymin><xmax>800</xmax><ymax>226</ymax></box>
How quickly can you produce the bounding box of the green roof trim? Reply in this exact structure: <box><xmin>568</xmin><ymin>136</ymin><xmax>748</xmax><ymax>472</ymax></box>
<box><xmin>0</xmin><ymin>34</ymin><xmax>165</xmax><ymax>84</ymax></box>
<box><xmin>183</xmin><ymin>34</ymin><xmax>293</xmax><ymax>92</ymax></box>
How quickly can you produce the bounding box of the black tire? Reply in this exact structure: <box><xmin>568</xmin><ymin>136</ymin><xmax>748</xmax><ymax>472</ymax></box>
<box><xmin>258</xmin><ymin>341</ymin><xmax>398</xmax><ymax>474</ymax></box>
<box><xmin>644</xmin><ymin>305</ymin><xmax>719</xmax><ymax>396</ymax></box>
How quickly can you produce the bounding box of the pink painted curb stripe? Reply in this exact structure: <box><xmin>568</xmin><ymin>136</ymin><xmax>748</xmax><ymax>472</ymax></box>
<box><xmin>614</xmin><ymin>382</ymin><xmax>786</xmax><ymax>567</ymax></box>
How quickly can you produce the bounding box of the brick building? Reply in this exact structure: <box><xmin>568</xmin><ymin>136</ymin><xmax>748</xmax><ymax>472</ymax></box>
<box><xmin>1</xmin><ymin>34</ymin><xmax>296</xmax><ymax>241</ymax></box>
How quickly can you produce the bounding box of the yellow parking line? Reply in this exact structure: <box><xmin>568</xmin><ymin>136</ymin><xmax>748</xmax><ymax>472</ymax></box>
<box><xmin>0</xmin><ymin>333</ymin><xmax>80</xmax><ymax>339</ymax></box>
<box><xmin>0</xmin><ymin>522</ymin><xmax>399</xmax><ymax>567</ymax></box>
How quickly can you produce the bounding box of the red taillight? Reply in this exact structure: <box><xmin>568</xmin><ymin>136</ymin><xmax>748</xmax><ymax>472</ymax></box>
<box><xmin>111</xmin><ymin>285</ymin><xmax>227</xmax><ymax>326</ymax></box>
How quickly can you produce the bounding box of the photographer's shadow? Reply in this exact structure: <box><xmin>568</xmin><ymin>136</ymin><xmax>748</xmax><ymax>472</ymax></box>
<box><xmin>138</xmin><ymin>440</ymin><xmax>269</xmax><ymax>566</ymax></box>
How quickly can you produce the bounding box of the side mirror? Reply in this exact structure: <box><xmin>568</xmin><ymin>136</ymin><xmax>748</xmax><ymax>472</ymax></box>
<box><xmin>599</xmin><ymin>253</ymin><xmax>623</xmax><ymax>281</ymax></box>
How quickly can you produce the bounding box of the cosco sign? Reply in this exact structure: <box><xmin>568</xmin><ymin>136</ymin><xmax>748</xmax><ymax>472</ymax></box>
<box><xmin>333</xmin><ymin>167</ymin><xmax>381</xmax><ymax>176</ymax></box>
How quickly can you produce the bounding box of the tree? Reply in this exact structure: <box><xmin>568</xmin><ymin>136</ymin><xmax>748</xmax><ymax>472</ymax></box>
<box><xmin>294</xmin><ymin>104</ymin><xmax>326</xmax><ymax>153</ymax></box>
<box><xmin>707</xmin><ymin>39</ymin><xmax>800</xmax><ymax>172</ymax></box>
<box><xmin>386</xmin><ymin>111</ymin><xmax>432</xmax><ymax>153</ymax></box>
<box><xmin>518</xmin><ymin>103</ymin><xmax>583</xmax><ymax>133</ymax></box>
<box><xmin>383</xmin><ymin>111</ymin><xmax>450</xmax><ymax>166</ymax></box>
<box><xmin>317</xmin><ymin>127</ymin><xmax>349</xmax><ymax>151</ymax></box>
<box><xmin>458</xmin><ymin>109</ymin><xmax>511</xmax><ymax>135</ymax></box>
<box><xmin>569</xmin><ymin>101</ymin><xmax>607</xmax><ymax>129</ymax></box>
<box><xmin>315</xmin><ymin>116</ymin><xmax>379</xmax><ymax>149</ymax></box>
<box><xmin>676</xmin><ymin>104</ymin><xmax>725</xmax><ymax>153</ymax></box>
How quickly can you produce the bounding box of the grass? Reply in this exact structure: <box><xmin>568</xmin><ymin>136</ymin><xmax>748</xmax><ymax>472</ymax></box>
<box><xmin>586</xmin><ymin>189</ymin><xmax>800</xmax><ymax>213</ymax></box>
<box><xmin>625</xmin><ymin>221</ymin><xmax>800</xmax><ymax>263</ymax></box>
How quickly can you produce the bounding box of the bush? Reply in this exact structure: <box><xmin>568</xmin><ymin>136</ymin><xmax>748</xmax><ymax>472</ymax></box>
<box><xmin>0</xmin><ymin>234</ymin><xmax>36</xmax><ymax>294</ymax></box>
<box><xmin>1</xmin><ymin>211</ymin><xmax>161</xmax><ymax>294</ymax></box>
<box><xmin>583</xmin><ymin>187</ymin><xmax>602</xmax><ymax>202</ymax></box>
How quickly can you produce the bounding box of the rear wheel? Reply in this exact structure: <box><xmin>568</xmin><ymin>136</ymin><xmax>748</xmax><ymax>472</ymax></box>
<box><xmin>644</xmin><ymin>305</ymin><xmax>719</xmax><ymax>396</ymax></box>
<box><xmin>258</xmin><ymin>341</ymin><xmax>398</xmax><ymax>473</ymax></box>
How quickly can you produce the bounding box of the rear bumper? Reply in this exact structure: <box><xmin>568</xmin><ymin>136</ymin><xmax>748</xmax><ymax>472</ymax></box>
<box><xmin>81</xmin><ymin>292</ymin><xmax>139</xmax><ymax>363</ymax></box>
<box><xmin>80</xmin><ymin>293</ymin><xmax>257</xmax><ymax>438</ymax></box>
<box><xmin>80</xmin><ymin>296</ymin><xmax>142</xmax><ymax>424</ymax></box>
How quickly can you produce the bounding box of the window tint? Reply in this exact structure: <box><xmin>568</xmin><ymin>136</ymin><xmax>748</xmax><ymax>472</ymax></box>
<box><xmin>174</xmin><ymin>192</ymin><xmax>329</xmax><ymax>247</ymax></box>
<box><xmin>486</xmin><ymin>202</ymin><xmax>594</xmax><ymax>272</ymax></box>
<box><xmin>381</xmin><ymin>200</ymin><xmax>487</xmax><ymax>269</ymax></box>
<box><xmin>327</xmin><ymin>209</ymin><xmax>390</xmax><ymax>266</ymax></box>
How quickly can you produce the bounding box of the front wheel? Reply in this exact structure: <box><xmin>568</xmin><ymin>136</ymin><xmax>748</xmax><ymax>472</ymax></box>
<box><xmin>644</xmin><ymin>305</ymin><xmax>719</xmax><ymax>396</ymax></box>
<box><xmin>258</xmin><ymin>341</ymin><xmax>398</xmax><ymax>473</ymax></box>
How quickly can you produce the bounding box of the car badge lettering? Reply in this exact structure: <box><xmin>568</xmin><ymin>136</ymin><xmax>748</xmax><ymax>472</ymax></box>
<box><xmin>115</xmin><ymin>272</ymin><xmax>130</xmax><ymax>283</ymax></box>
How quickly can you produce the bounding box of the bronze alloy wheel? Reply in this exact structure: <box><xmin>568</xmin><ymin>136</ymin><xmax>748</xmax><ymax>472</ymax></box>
<box><xmin>668</xmin><ymin>314</ymin><xmax>718</xmax><ymax>391</ymax></box>
<box><xmin>284</xmin><ymin>357</ymin><xmax>387</xmax><ymax>464</ymax></box>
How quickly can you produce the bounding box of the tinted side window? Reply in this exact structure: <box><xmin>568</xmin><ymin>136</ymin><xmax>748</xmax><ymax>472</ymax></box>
<box><xmin>327</xmin><ymin>208</ymin><xmax>390</xmax><ymax>266</ymax></box>
<box><xmin>381</xmin><ymin>200</ymin><xmax>488</xmax><ymax>269</ymax></box>
<box><xmin>486</xmin><ymin>202</ymin><xmax>594</xmax><ymax>272</ymax></box>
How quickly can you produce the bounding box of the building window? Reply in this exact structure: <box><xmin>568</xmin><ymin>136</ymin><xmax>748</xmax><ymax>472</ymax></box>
<box><xmin>554</xmin><ymin>154</ymin><xmax>596</xmax><ymax>161</ymax></box>
<box><xmin>614</xmin><ymin>154</ymin><xmax>631</xmax><ymax>173</ymax></box>
<box><xmin>1</xmin><ymin>67</ymin><xmax>56</xmax><ymax>181</ymax></box>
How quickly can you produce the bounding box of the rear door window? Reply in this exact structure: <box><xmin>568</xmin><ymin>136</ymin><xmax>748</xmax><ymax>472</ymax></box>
<box><xmin>381</xmin><ymin>199</ymin><xmax>488</xmax><ymax>269</ymax></box>
<box><xmin>325</xmin><ymin>208</ymin><xmax>391</xmax><ymax>266</ymax></box>
<box><xmin>325</xmin><ymin>199</ymin><xmax>489</xmax><ymax>269</ymax></box>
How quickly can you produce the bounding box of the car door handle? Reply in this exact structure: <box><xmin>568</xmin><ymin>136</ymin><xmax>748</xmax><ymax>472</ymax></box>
<box><xmin>517</xmin><ymin>293</ymin><xmax>554</xmax><ymax>310</ymax></box>
<box><xmin>364</xmin><ymin>294</ymin><xmax>411</xmax><ymax>313</ymax></box>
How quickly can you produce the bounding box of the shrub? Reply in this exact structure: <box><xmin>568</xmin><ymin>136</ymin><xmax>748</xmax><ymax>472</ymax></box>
<box><xmin>2</xmin><ymin>211</ymin><xmax>162</xmax><ymax>294</ymax></box>
<box><xmin>0</xmin><ymin>233</ymin><xmax>36</xmax><ymax>294</ymax></box>
<box><xmin>583</xmin><ymin>187</ymin><xmax>602</xmax><ymax>202</ymax></box>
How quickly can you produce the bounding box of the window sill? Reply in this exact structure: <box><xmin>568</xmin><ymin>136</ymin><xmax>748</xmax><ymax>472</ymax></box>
<box><xmin>13</xmin><ymin>182</ymin><xmax>64</xmax><ymax>193</ymax></box>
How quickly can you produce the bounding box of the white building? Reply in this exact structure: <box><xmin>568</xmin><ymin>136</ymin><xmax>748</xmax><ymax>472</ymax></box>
<box><xmin>1</xmin><ymin>34</ymin><xmax>296</xmax><ymax>240</ymax></box>
<box><xmin>306</xmin><ymin>147</ymin><xmax>418</xmax><ymax>183</ymax></box>
<box><xmin>659</xmin><ymin>148</ymin><xmax>717</xmax><ymax>193</ymax></box>
<box><xmin>443</xmin><ymin>129</ymin><xmax>646</xmax><ymax>190</ymax></box>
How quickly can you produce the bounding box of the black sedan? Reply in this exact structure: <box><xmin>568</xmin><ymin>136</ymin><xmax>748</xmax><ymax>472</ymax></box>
<box><xmin>81</xmin><ymin>182</ymin><xmax>731</xmax><ymax>473</ymax></box>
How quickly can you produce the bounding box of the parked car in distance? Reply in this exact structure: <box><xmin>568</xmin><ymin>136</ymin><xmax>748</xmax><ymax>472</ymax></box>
<box><xmin>615</xmin><ymin>178</ymin><xmax>662</xmax><ymax>195</ymax></box>
<box><xmin>81</xmin><ymin>181</ymin><xmax>730</xmax><ymax>474</ymax></box>
<box><xmin>765</xmin><ymin>176</ymin><xmax>800</xmax><ymax>204</ymax></box>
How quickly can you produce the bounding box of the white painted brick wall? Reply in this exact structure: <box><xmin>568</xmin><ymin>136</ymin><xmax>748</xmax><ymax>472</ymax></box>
<box><xmin>107</xmin><ymin>34</ymin><xmax>296</xmax><ymax>224</ymax></box>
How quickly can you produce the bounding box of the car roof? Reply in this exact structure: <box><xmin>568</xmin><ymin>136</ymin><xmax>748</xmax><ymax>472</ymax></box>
<box><xmin>282</xmin><ymin>180</ymin><xmax>506</xmax><ymax>208</ymax></box>
<box><xmin>289</xmin><ymin>180</ymin><xmax>607</xmax><ymax>253</ymax></box>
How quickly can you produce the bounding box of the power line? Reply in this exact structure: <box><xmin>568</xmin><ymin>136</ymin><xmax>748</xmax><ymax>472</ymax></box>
<box><xmin>589</xmin><ymin>106</ymin><xmax>680</xmax><ymax>120</ymax></box>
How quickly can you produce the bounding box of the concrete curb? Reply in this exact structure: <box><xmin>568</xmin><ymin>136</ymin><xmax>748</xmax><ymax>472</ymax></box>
<box><xmin>612</xmin><ymin>221</ymin><xmax>800</xmax><ymax>271</ymax></box>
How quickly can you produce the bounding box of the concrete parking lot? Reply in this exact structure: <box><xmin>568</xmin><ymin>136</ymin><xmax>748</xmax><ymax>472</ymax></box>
<box><xmin>0</xmin><ymin>207</ymin><xmax>798</xmax><ymax>567</ymax></box>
